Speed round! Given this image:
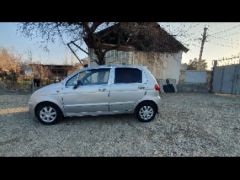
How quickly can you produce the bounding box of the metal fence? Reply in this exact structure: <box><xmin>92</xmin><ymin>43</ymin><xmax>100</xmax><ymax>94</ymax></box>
<box><xmin>212</xmin><ymin>62</ymin><xmax>240</xmax><ymax>95</ymax></box>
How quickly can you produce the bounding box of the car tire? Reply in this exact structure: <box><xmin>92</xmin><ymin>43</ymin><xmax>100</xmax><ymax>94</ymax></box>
<box><xmin>135</xmin><ymin>102</ymin><xmax>157</xmax><ymax>122</ymax></box>
<box><xmin>35</xmin><ymin>103</ymin><xmax>62</xmax><ymax>125</ymax></box>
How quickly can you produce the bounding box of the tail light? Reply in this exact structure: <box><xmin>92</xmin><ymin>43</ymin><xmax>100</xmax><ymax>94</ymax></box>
<box><xmin>154</xmin><ymin>84</ymin><xmax>160</xmax><ymax>91</ymax></box>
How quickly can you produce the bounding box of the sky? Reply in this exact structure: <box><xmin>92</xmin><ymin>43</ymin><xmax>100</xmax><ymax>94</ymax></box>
<box><xmin>160</xmin><ymin>22</ymin><xmax>240</xmax><ymax>69</ymax></box>
<box><xmin>1</xmin><ymin>22</ymin><xmax>240</xmax><ymax>69</ymax></box>
<box><xmin>0</xmin><ymin>22</ymin><xmax>84</xmax><ymax>65</ymax></box>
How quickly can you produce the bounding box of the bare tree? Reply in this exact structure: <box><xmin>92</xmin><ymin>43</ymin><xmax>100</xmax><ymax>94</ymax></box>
<box><xmin>187</xmin><ymin>58</ymin><xmax>207</xmax><ymax>70</ymax></box>
<box><xmin>19</xmin><ymin>22</ymin><xmax>180</xmax><ymax>65</ymax></box>
<box><xmin>0</xmin><ymin>48</ymin><xmax>21</xmax><ymax>74</ymax></box>
<box><xmin>20</xmin><ymin>22</ymin><xmax>118</xmax><ymax>65</ymax></box>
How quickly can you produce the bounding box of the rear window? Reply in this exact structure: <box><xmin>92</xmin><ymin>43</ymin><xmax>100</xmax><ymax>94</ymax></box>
<box><xmin>114</xmin><ymin>68</ymin><xmax>142</xmax><ymax>84</ymax></box>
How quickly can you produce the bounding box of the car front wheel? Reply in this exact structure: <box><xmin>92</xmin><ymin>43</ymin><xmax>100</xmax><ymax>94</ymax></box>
<box><xmin>36</xmin><ymin>103</ymin><xmax>62</xmax><ymax>125</ymax></box>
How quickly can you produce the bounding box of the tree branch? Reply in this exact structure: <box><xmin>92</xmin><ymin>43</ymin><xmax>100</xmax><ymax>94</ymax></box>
<box><xmin>90</xmin><ymin>22</ymin><xmax>103</xmax><ymax>32</ymax></box>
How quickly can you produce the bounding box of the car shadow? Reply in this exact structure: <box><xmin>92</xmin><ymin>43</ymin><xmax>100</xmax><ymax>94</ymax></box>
<box><xmin>60</xmin><ymin>113</ymin><xmax>135</xmax><ymax>125</ymax></box>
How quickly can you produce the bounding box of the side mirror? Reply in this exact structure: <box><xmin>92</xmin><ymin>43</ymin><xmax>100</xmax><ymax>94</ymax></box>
<box><xmin>73</xmin><ymin>80</ymin><xmax>83</xmax><ymax>89</ymax></box>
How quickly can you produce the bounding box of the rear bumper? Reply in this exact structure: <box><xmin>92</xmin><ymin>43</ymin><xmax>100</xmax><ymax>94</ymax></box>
<box><xmin>155</xmin><ymin>96</ymin><xmax>161</xmax><ymax>113</ymax></box>
<box><xmin>135</xmin><ymin>95</ymin><xmax>161</xmax><ymax>113</ymax></box>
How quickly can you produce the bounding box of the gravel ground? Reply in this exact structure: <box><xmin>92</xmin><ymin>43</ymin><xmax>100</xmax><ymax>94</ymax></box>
<box><xmin>0</xmin><ymin>91</ymin><xmax>240</xmax><ymax>156</ymax></box>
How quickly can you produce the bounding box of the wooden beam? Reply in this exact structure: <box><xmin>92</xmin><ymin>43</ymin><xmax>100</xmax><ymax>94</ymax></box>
<box><xmin>67</xmin><ymin>43</ymin><xmax>84</xmax><ymax>66</ymax></box>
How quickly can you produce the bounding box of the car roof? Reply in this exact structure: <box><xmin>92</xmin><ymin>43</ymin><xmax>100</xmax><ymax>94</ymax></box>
<box><xmin>64</xmin><ymin>64</ymin><xmax>148</xmax><ymax>82</ymax></box>
<box><xmin>82</xmin><ymin>64</ymin><xmax>146</xmax><ymax>70</ymax></box>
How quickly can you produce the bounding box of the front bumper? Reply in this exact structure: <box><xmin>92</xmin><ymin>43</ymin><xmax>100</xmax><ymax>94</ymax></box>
<box><xmin>28</xmin><ymin>101</ymin><xmax>35</xmax><ymax>115</ymax></box>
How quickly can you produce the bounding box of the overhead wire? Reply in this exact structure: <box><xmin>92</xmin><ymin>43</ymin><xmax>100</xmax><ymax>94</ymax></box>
<box><xmin>208</xmin><ymin>24</ymin><xmax>240</xmax><ymax>37</ymax></box>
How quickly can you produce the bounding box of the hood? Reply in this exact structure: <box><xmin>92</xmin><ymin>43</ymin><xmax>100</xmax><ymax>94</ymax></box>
<box><xmin>33</xmin><ymin>82</ymin><xmax>62</xmax><ymax>95</ymax></box>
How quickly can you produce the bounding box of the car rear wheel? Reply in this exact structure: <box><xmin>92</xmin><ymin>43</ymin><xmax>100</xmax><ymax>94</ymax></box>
<box><xmin>135</xmin><ymin>102</ymin><xmax>157</xmax><ymax>122</ymax></box>
<box><xmin>36</xmin><ymin>103</ymin><xmax>62</xmax><ymax>125</ymax></box>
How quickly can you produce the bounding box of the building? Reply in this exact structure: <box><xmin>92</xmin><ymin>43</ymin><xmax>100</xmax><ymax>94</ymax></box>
<box><xmin>29</xmin><ymin>64</ymin><xmax>75</xmax><ymax>79</ymax></box>
<box><xmin>88</xmin><ymin>22</ymin><xmax>188</xmax><ymax>83</ymax></box>
<box><xmin>27</xmin><ymin>63</ymin><xmax>84</xmax><ymax>84</ymax></box>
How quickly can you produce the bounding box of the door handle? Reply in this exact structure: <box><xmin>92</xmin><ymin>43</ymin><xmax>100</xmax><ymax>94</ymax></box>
<box><xmin>98</xmin><ymin>88</ymin><xmax>106</xmax><ymax>92</ymax></box>
<box><xmin>138</xmin><ymin>86</ymin><xmax>145</xmax><ymax>89</ymax></box>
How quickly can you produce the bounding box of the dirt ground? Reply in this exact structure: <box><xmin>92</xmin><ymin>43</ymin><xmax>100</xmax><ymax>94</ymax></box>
<box><xmin>0</xmin><ymin>91</ymin><xmax>240</xmax><ymax>156</ymax></box>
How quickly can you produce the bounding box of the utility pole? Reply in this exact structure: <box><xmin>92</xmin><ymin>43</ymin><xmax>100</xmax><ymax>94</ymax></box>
<box><xmin>198</xmin><ymin>27</ymin><xmax>208</xmax><ymax>70</ymax></box>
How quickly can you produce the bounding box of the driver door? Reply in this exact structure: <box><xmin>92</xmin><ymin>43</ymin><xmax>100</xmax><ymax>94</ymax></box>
<box><xmin>61</xmin><ymin>68</ymin><xmax>110</xmax><ymax>116</ymax></box>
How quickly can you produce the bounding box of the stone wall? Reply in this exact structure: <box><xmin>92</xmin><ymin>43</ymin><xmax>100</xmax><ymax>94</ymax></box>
<box><xmin>89</xmin><ymin>48</ymin><xmax>183</xmax><ymax>84</ymax></box>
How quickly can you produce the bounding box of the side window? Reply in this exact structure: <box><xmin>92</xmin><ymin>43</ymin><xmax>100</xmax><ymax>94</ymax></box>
<box><xmin>78</xmin><ymin>71</ymin><xmax>86</xmax><ymax>80</ymax></box>
<box><xmin>65</xmin><ymin>73</ymin><xmax>79</xmax><ymax>87</ymax></box>
<box><xmin>81</xmin><ymin>69</ymin><xmax>110</xmax><ymax>85</ymax></box>
<box><xmin>114</xmin><ymin>68</ymin><xmax>142</xmax><ymax>84</ymax></box>
<box><xmin>65</xmin><ymin>71</ymin><xmax>86</xmax><ymax>87</ymax></box>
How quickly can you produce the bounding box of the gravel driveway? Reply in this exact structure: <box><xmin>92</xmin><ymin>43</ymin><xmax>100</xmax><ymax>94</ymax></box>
<box><xmin>0</xmin><ymin>91</ymin><xmax>240</xmax><ymax>156</ymax></box>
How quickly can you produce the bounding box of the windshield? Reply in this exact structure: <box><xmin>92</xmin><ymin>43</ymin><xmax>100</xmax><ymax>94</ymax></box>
<box><xmin>63</xmin><ymin>69</ymin><xmax>85</xmax><ymax>82</ymax></box>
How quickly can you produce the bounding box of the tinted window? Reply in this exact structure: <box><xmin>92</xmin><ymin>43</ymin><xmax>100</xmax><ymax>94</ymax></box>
<box><xmin>115</xmin><ymin>68</ymin><xmax>142</xmax><ymax>84</ymax></box>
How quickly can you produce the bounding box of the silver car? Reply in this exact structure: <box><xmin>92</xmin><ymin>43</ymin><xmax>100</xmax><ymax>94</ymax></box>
<box><xmin>28</xmin><ymin>64</ymin><xmax>161</xmax><ymax>125</ymax></box>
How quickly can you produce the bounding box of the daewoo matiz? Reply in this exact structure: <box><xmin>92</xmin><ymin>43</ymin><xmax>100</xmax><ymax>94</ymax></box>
<box><xmin>28</xmin><ymin>65</ymin><xmax>161</xmax><ymax>125</ymax></box>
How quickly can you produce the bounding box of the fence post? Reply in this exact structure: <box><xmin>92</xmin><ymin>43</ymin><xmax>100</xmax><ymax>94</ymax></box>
<box><xmin>232</xmin><ymin>65</ymin><xmax>238</xmax><ymax>94</ymax></box>
<box><xmin>213</xmin><ymin>60</ymin><xmax>218</xmax><ymax>68</ymax></box>
<box><xmin>210</xmin><ymin>60</ymin><xmax>218</xmax><ymax>93</ymax></box>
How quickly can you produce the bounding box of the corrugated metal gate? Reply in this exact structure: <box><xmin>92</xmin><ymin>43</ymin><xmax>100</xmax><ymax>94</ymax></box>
<box><xmin>212</xmin><ymin>64</ymin><xmax>240</xmax><ymax>94</ymax></box>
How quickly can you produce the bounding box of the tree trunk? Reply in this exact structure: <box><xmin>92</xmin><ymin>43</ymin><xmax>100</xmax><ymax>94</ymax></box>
<box><xmin>98</xmin><ymin>55</ymin><xmax>105</xmax><ymax>65</ymax></box>
<box><xmin>95</xmin><ymin>50</ymin><xmax>106</xmax><ymax>65</ymax></box>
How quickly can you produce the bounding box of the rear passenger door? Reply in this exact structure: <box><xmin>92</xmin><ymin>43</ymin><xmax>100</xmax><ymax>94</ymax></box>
<box><xmin>109</xmin><ymin>67</ymin><xmax>146</xmax><ymax>113</ymax></box>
